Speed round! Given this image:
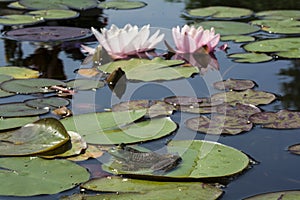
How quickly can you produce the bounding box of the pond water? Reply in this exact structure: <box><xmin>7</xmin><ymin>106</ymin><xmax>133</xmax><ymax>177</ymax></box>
<box><xmin>0</xmin><ymin>0</ymin><xmax>300</xmax><ymax>199</ymax></box>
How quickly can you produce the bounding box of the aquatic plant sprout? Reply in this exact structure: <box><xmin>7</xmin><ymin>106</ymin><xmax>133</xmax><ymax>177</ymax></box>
<box><xmin>88</xmin><ymin>24</ymin><xmax>165</xmax><ymax>59</ymax></box>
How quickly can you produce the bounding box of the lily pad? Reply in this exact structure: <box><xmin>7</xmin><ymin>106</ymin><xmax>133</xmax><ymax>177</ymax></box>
<box><xmin>186</xmin><ymin>6</ymin><xmax>253</xmax><ymax>19</ymax></box>
<box><xmin>221</xmin><ymin>35</ymin><xmax>255</xmax><ymax>43</ymax></box>
<box><xmin>25</xmin><ymin>97</ymin><xmax>70</xmax><ymax>109</ymax></box>
<box><xmin>103</xmin><ymin>140</ymin><xmax>250</xmax><ymax>179</ymax></box>
<box><xmin>276</xmin><ymin>49</ymin><xmax>300</xmax><ymax>59</ymax></box>
<box><xmin>19</xmin><ymin>0</ymin><xmax>98</xmax><ymax>10</ymax></box>
<box><xmin>195</xmin><ymin>21</ymin><xmax>260</xmax><ymax>35</ymax></box>
<box><xmin>251</xmin><ymin>19</ymin><xmax>300</xmax><ymax>34</ymax></box>
<box><xmin>0</xmin><ymin>116</ymin><xmax>39</xmax><ymax>131</ymax></box>
<box><xmin>67</xmin><ymin>144</ymin><xmax>104</xmax><ymax>161</ymax></box>
<box><xmin>185</xmin><ymin>115</ymin><xmax>252</xmax><ymax>135</ymax></box>
<box><xmin>99</xmin><ymin>57</ymin><xmax>199</xmax><ymax>82</ymax></box>
<box><xmin>216</xmin><ymin>103</ymin><xmax>261</xmax><ymax>119</ymax></box>
<box><xmin>256</xmin><ymin>10</ymin><xmax>300</xmax><ymax>20</ymax></box>
<box><xmin>28</xmin><ymin>9</ymin><xmax>79</xmax><ymax>20</ymax></box>
<box><xmin>79</xmin><ymin>176</ymin><xmax>223</xmax><ymax>200</ymax></box>
<box><xmin>66</xmin><ymin>79</ymin><xmax>105</xmax><ymax>90</ymax></box>
<box><xmin>164</xmin><ymin>96</ymin><xmax>203</xmax><ymax>106</ymax></box>
<box><xmin>211</xmin><ymin>89</ymin><xmax>277</xmax><ymax>106</ymax></box>
<box><xmin>228</xmin><ymin>53</ymin><xmax>273</xmax><ymax>63</ymax></box>
<box><xmin>0</xmin><ymin>103</ymin><xmax>49</xmax><ymax>117</ymax></box>
<box><xmin>288</xmin><ymin>144</ymin><xmax>300</xmax><ymax>155</ymax></box>
<box><xmin>213</xmin><ymin>79</ymin><xmax>256</xmax><ymax>91</ymax></box>
<box><xmin>244</xmin><ymin>190</ymin><xmax>300</xmax><ymax>200</ymax></box>
<box><xmin>0</xmin><ymin>157</ymin><xmax>90</xmax><ymax>196</ymax></box>
<box><xmin>0</xmin><ymin>78</ymin><xmax>66</xmax><ymax>94</ymax></box>
<box><xmin>0</xmin><ymin>66</ymin><xmax>39</xmax><ymax>78</ymax></box>
<box><xmin>4</xmin><ymin>26</ymin><xmax>92</xmax><ymax>42</ymax></box>
<box><xmin>0</xmin><ymin>14</ymin><xmax>44</xmax><ymax>26</ymax></box>
<box><xmin>112</xmin><ymin>100</ymin><xmax>175</xmax><ymax>118</ymax></box>
<box><xmin>98</xmin><ymin>0</ymin><xmax>147</xmax><ymax>10</ymax></box>
<box><xmin>249</xmin><ymin>110</ymin><xmax>300</xmax><ymax>129</ymax></box>
<box><xmin>76</xmin><ymin>68</ymin><xmax>102</xmax><ymax>78</ymax></box>
<box><xmin>0</xmin><ymin>89</ymin><xmax>15</xmax><ymax>98</ymax></box>
<box><xmin>0</xmin><ymin>118</ymin><xmax>70</xmax><ymax>156</ymax></box>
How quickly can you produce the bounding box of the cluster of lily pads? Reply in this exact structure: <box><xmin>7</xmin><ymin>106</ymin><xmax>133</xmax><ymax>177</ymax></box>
<box><xmin>0</xmin><ymin>2</ymin><xmax>300</xmax><ymax>200</ymax></box>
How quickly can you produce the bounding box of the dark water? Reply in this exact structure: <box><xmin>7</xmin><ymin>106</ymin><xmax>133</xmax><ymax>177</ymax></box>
<box><xmin>0</xmin><ymin>0</ymin><xmax>300</xmax><ymax>199</ymax></box>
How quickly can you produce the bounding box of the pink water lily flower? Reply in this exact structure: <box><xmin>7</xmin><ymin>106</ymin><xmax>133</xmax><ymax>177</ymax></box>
<box><xmin>90</xmin><ymin>24</ymin><xmax>164</xmax><ymax>59</ymax></box>
<box><xmin>171</xmin><ymin>25</ymin><xmax>220</xmax><ymax>54</ymax></box>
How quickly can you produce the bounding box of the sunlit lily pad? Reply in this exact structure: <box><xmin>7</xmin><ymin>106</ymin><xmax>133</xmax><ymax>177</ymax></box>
<box><xmin>4</xmin><ymin>26</ymin><xmax>92</xmax><ymax>42</ymax></box>
<box><xmin>103</xmin><ymin>140</ymin><xmax>250</xmax><ymax>179</ymax></box>
<box><xmin>0</xmin><ymin>116</ymin><xmax>39</xmax><ymax>131</ymax></box>
<box><xmin>19</xmin><ymin>0</ymin><xmax>98</xmax><ymax>10</ymax></box>
<box><xmin>276</xmin><ymin>49</ymin><xmax>300</xmax><ymax>59</ymax></box>
<box><xmin>98</xmin><ymin>0</ymin><xmax>147</xmax><ymax>10</ymax></box>
<box><xmin>244</xmin><ymin>190</ymin><xmax>300</xmax><ymax>200</ymax></box>
<box><xmin>0</xmin><ymin>78</ymin><xmax>66</xmax><ymax>94</ymax></box>
<box><xmin>0</xmin><ymin>103</ymin><xmax>49</xmax><ymax>117</ymax></box>
<box><xmin>0</xmin><ymin>118</ymin><xmax>70</xmax><ymax>156</ymax></box>
<box><xmin>213</xmin><ymin>79</ymin><xmax>256</xmax><ymax>91</ymax></box>
<box><xmin>211</xmin><ymin>89</ymin><xmax>277</xmax><ymax>106</ymax></box>
<box><xmin>25</xmin><ymin>97</ymin><xmax>69</xmax><ymax>109</ymax></box>
<box><xmin>221</xmin><ymin>35</ymin><xmax>255</xmax><ymax>42</ymax></box>
<box><xmin>228</xmin><ymin>53</ymin><xmax>273</xmax><ymax>63</ymax></box>
<box><xmin>0</xmin><ymin>157</ymin><xmax>89</xmax><ymax>196</ymax></box>
<box><xmin>243</xmin><ymin>37</ymin><xmax>300</xmax><ymax>59</ymax></box>
<box><xmin>0</xmin><ymin>66</ymin><xmax>39</xmax><ymax>78</ymax></box>
<box><xmin>79</xmin><ymin>176</ymin><xmax>223</xmax><ymax>200</ymax></box>
<box><xmin>112</xmin><ymin>100</ymin><xmax>175</xmax><ymax>118</ymax></box>
<box><xmin>28</xmin><ymin>9</ymin><xmax>79</xmax><ymax>20</ymax></box>
<box><xmin>251</xmin><ymin>19</ymin><xmax>300</xmax><ymax>34</ymax></box>
<box><xmin>185</xmin><ymin>115</ymin><xmax>252</xmax><ymax>135</ymax></box>
<box><xmin>288</xmin><ymin>144</ymin><xmax>300</xmax><ymax>155</ymax></box>
<box><xmin>0</xmin><ymin>14</ymin><xmax>44</xmax><ymax>26</ymax></box>
<box><xmin>99</xmin><ymin>57</ymin><xmax>199</xmax><ymax>82</ymax></box>
<box><xmin>67</xmin><ymin>144</ymin><xmax>104</xmax><ymax>161</ymax></box>
<box><xmin>7</xmin><ymin>1</ymin><xmax>26</xmax><ymax>9</ymax></box>
<box><xmin>256</xmin><ymin>10</ymin><xmax>300</xmax><ymax>20</ymax></box>
<box><xmin>249</xmin><ymin>110</ymin><xmax>300</xmax><ymax>129</ymax></box>
<box><xmin>195</xmin><ymin>21</ymin><xmax>260</xmax><ymax>35</ymax></box>
<box><xmin>66</xmin><ymin>79</ymin><xmax>105</xmax><ymax>90</ymax></box>
<box><xmin>76</xmin><ymin>68</ymin><xmax>102</xmax><ymax>78</ymax></box>
<box><xmin>186</xmin><ymin>6</ymin><xmax>253</xmax><ymax>19</ymax></box>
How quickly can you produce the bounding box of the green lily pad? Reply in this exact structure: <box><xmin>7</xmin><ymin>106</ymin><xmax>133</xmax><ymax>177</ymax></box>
<box><xmin>0</xmin><ymin>118</ymin><xmax>70</xmax><ymax>156</ymax></box>
<box><xmin>213</xmin><ymin>79</ymin><xmax>256</xmax><ymax>91</ymax></box>
<box><xmin>256</xmin><ymin>10</ymin><xmax>300</xmax><ymax>20</ymax></box>
<box><xmin>25</xmin><ymin>97</ymin><xmax>70</xmax><ymax>109</ymax></box>
<box><xmin>0</xmin><ymin>116</ymin><xmax>39</xmax><ymax>131</ymax></box>
<box><xmin>19</xmin><ymin>0</ymin><xmax>98</xmax><ymax>10</ymax></box>
<box><xmin>228</xmin><ymin>53</ymin><xmax>273</xmax><ymax>63</ymax></box>
<box><xmin>0</xmin><ymin>14</ymin><xmax>44</xmax><ymax>26</ymax></box>
<box><xmin>61</xmin><ymin>110</ymin><xmax>176</xmax><ymax>144</ymax></box>
<box><xmin>103</xmin><ymin>140</ymin><xmax>250</xmax><ymax>179</ymax></box>
<box><xmin>4</xmin><ymin>26</ymin><xmax>92</xmax><ymax>42</ymax></box>
<box><xmin>112</xmin><ymin>100</ymin><xmax>175</xmax><ymax>118</ymax></box>
<box><xmin>28</xmin><ymin>9</ymin><xmax>79</xmax><ymax>20</ymax></box>
<box><xmin>249</xmin><ymin>110</ymin><xmax>300</xmax><ymax>129</ymax></box>
<box><xmin>0</xmin><ymin>157</ymin><xmax>90</xmax><ymax>196</ymax></box>
<box><xmin>276</xmin><ymin>49</ymin><xmax>300</xmax><ymax>59</ymax></box>
<box><xmin>221</xmin><ymin>35</ymin><xmax>255</xmax><ymax>42</ymax></box>
<box><xmin>243</xmin><ymin>37</ymin><xmax>300</xmax><ymax>59</ymax></box>
<box><xmin>288</xmin><ymin>144</ymin><xmax>300</xmax><ymax>155</ymax></box>
<box><xmin>66</xmin><ymin>79</ymin><xmax>105</xmax><ymax>90</ymax></box>
<box><xmin>195</xmin><ymin>21</ymin><xmax>260</xmax><ymax>35</ymax></box>
<box><xmin>79</xmin><ymin>176</ymin><xmax>223</xmax><ymax>200</ymax></box>
<box><xmin>0</xmin><ymin>103</ymin><xmax>49</xmax><ymax>117</ymax></box>
<box><xmin>0</xmin><ymin>78</ymin><xmax>66</xmax><ymax>94</ymax></box>
<box><xmin>186</xmin><ymin>6</ymin><xmax>253</xmax><ymax>19</ymax></box>
<box><xmin>251</xmin><ymin>19</ymin><xmax>300</xmax><ymax>34</ymax></box>
<box><xmin>244</xmin><ymin>190</ymin><xmax>300</xmax><ymax>200</ymax></box>
<box><xmin>98</xmin><ymin>0</ymin><xmax>147</xmax><ymax>10</ymax></box>
<box><xmin>0</xmin><ymin>66</ymin><xmax>39</xmax><ymax>78</ymax></box>
<box><xmin>211</xmin><ymin>89</ymin><xmax>277</xmax><ymax>106</ymax></box>
<box><xmin>185</xmin><ymin>115</ymin><xmax>252</xmax><ymax>135</ymax></box>
<box><xmin>7</xmin><ymin>1</ymin><xmax>26</xmax><ymax>9</ymax></box>
<box><xmin>99</xmin><ymin>57</ymin><xmax>199</xmax><ymax>82</ymax></box>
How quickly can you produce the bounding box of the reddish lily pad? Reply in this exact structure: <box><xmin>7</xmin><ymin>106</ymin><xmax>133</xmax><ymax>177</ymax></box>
<box><xmin>25</xmin><ymin>97</ymin><xmax>70</xmax><ymax>109</ymax></box>
<box><xmin>216</xmin><ymin>103</ymin><xmax>261</xmax><ymax>119</ymax></box>
<box><xmin>164</xmin><ymin>96</ymin><xmax>203</xmax><ymax>106</ymax></box>
<box><xmin>249</xmin><ymin>110</ymin><xmax>300</xmax><ymax>129</ymax></box>
<box><xmin>213</xmin><ymin>79</ymin><xmax>256</xmax><ymax>91</ymax></box>
<box><xmin>211</xmin><ymin>89</ymin><xmax>276</xmax><ymax>106</ymax></box>
<box><xmin>0</xmin><ymin>102</ymin><xmax>49</xmax><ymax>117</ymax></box>
<box><xmin>112</xmin><ymin>100</ymin><xmax>175</xmax><ymax>118</ymax></box>
<box><xmin>288</xmin><ymin>144</ymin><xmax>300</xmax><ymax>155</ymax></box>
<box><xmin>4</xmin><ymin>26</ymin><xmax>92</xmax><ymax>42</ymax></box>
<box><xmin>185</xmin><ymin>115</ymin><xmax>253</xmax><ymax>135</ymax></box>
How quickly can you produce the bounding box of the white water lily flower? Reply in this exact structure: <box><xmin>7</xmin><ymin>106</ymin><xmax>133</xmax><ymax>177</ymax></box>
<box><xmin>91</xmin><ymin>24</ymin><xmax>164</xmax><ymax>59</ymax></box>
